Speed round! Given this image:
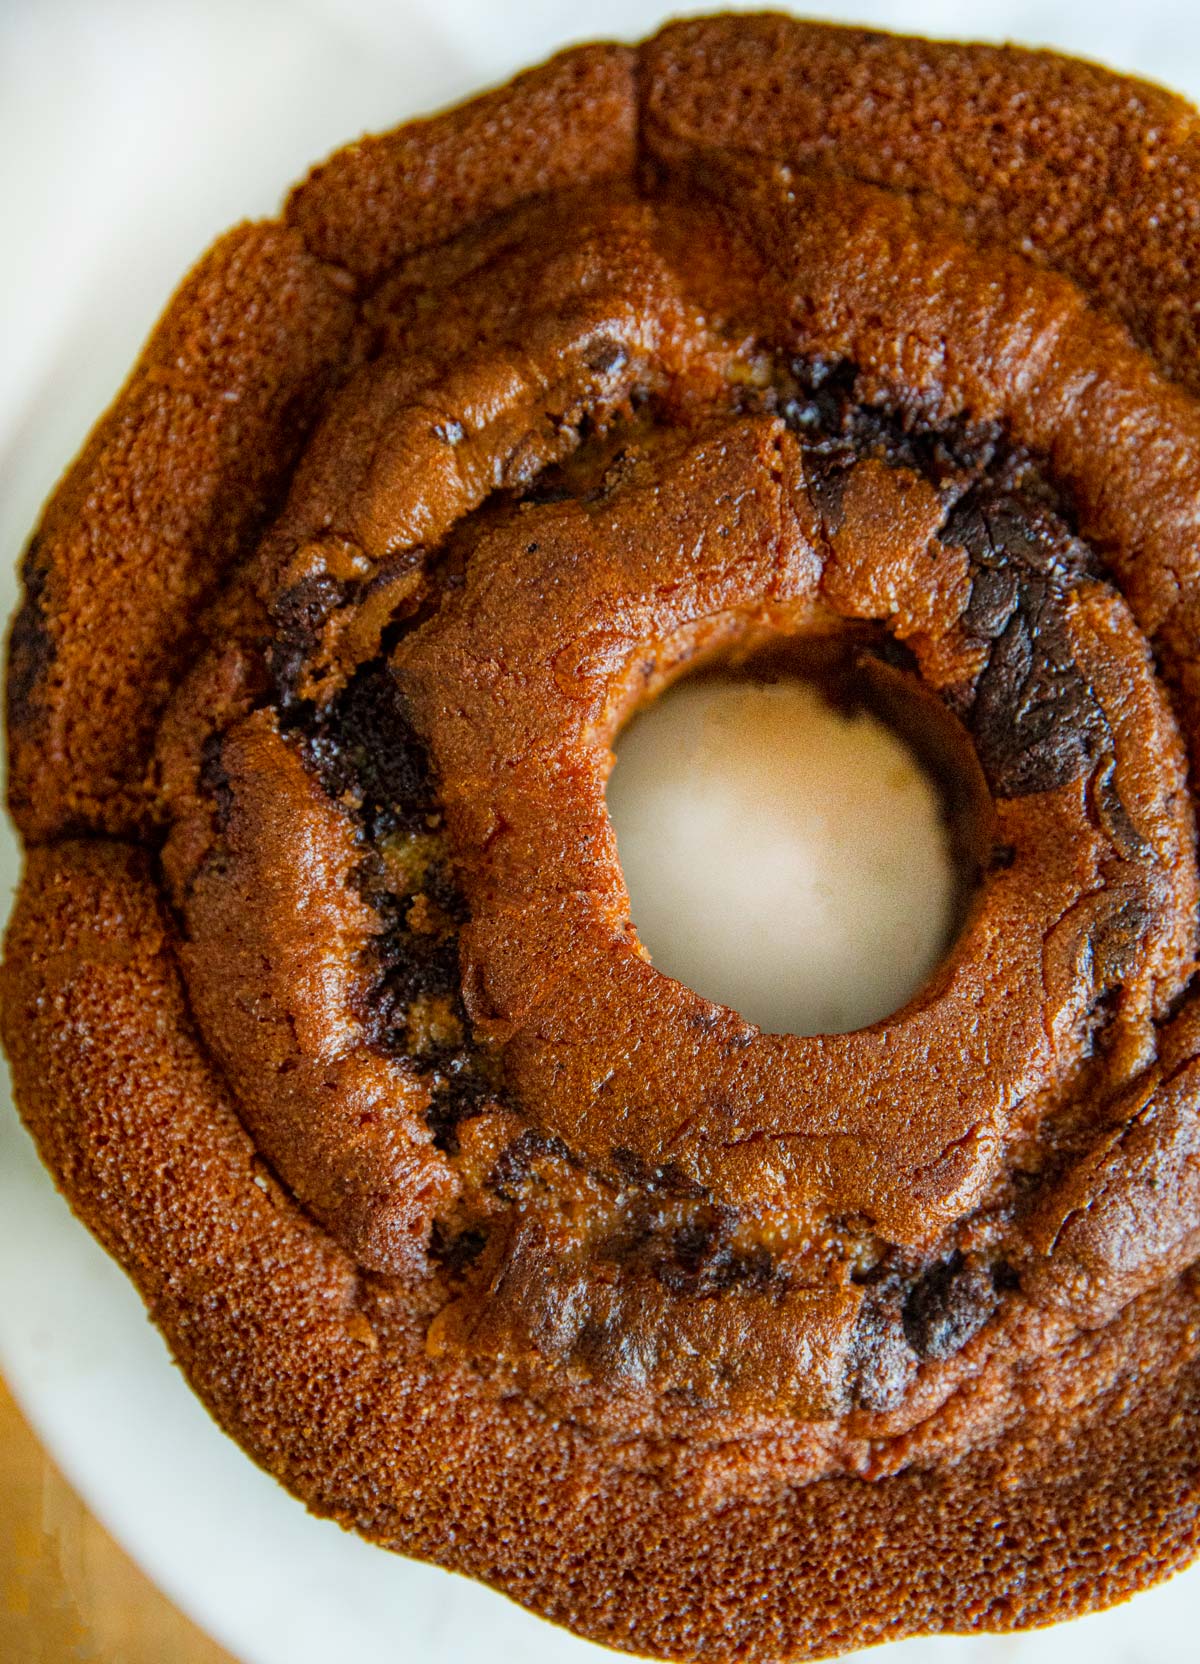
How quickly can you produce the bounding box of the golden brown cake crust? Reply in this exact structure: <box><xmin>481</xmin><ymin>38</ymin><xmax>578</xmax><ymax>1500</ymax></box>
<box><xmin>7</xmin><ymin>16</ymin><xmax>1200</xmax><ymax>1660</ymax></box>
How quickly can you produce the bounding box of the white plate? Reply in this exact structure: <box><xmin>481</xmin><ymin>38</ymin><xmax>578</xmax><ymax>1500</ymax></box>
<box><xmin>3</xmin><ymin>3</ymin><xmax>1200</xmax><ymax>1660</ymax></box>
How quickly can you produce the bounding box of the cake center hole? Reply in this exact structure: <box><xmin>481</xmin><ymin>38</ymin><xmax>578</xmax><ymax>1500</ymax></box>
<box><xmin>606</xmin><ymin>666</ymin><xmax>973</xmax><ymax>1036</ymax></box>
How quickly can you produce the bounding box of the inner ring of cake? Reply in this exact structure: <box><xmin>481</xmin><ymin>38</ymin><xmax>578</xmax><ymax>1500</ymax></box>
<box><xmin>395</xmin><ymin>409</ymin><xmax>1186</xmax><ymax>1248</ymax></box>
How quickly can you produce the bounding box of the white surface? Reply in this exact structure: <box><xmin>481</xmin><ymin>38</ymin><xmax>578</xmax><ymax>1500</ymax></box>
<box><xmin>3</xmin><ymin>2</ymin><xmax>1200</xmax><ymax>1661</ymax></box>
<box><xmin>608</xmin><ymin>678</ymin><xmax>957</xmax><ymax>1035</ymax></box>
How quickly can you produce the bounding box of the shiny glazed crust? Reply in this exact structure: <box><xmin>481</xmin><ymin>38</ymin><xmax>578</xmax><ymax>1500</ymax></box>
<box><xmin>7</xmin><ymin>16</ymin><xmax>1200</xmax><ymax>1659</ymax></box>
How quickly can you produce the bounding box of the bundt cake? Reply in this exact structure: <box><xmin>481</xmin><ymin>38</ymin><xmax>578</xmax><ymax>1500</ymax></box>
<box><xmin>6</xmin><ymin>15</ymin><xmax>1200</xmax><ymax>1659</ymax></box>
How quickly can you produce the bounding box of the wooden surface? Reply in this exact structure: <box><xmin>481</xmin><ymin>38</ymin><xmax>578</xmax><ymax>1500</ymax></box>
<box><xmin>0</xmin><ymin>1373</ymin><xmax>235</xmax><ymax>1664</ymax></box>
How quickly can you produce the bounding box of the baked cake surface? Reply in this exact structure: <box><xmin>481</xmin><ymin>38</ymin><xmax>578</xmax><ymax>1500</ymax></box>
<box><xmin>7</xmin><ymin>15</ymin><xmax>1200</xmax><ymax>1659</ymax></box>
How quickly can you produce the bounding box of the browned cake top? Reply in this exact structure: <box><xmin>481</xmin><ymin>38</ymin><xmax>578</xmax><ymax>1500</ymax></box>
<box><xmin>7</xmin><ymin>16</ymin><xmax>1200</xmax><ymax>1661</ymax></box>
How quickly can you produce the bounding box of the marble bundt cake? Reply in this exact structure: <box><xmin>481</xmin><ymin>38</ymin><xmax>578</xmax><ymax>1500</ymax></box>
<box><xmin>7</xmin><ymin>15</ymin><xmax>1200</xmax><ymax>1659</ymax></box>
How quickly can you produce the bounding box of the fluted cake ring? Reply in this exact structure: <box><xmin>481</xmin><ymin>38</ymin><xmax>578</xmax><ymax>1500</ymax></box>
<box><xmin>7</xmin><ymin>17</ymin><xmax>1200</xmax><ymax>1660</ymax></box>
